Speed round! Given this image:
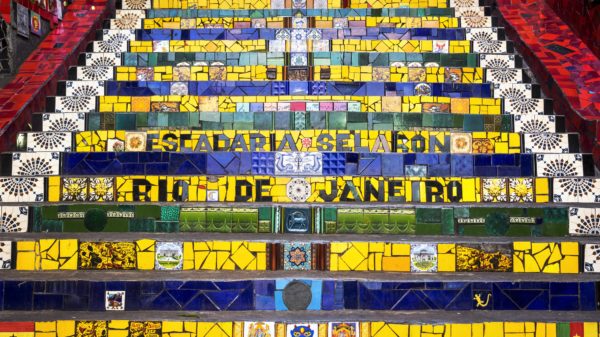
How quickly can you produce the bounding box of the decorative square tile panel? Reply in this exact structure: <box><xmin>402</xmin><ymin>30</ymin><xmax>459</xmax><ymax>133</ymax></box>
<box><xmin>286</xmin><ymin>324</ymin><xmax>318</xmax><ymax>337</ymax></box>
<box><xmin>584</xmin><ymin>244</ymin><xmax>600</xmax><ymax>273</ymax></box>
<box><xmin>105</xmin><ymin>290</ymin><xmax>125</xmax><ymax>310</ymax></box>
<box><xmin>84</xmin><ymin>53</ymin><xmax>122</xmax><ymax>67</ymax></box>
<box><xmin>244</xmin><ymin>322</ymin><xmax>275</xmax><ymax>337</ymax></box>
<box><xmin>553</xmin><ymin>178</ymin><xmax>600</xmax><ymax>203</ymax></box>
<box><xmin>55</xmin><ymin>94</ymin><xmax>96</xmax><ymax>113</ymax></box>
<box><xmin>283</xmin><ymin>242</ymin><xmax>311</xmax><ymax>270</ymax></box>
<box><xmin>535</xmin><ymin>154</ymin><xmax>584</xmax><ymax>177</ymax></box>
<box><xmin>569</xmin><ymin>207</ymin><xmax>600</xmax><ymax>235</ymax></box>
<box><xmin>42</xmin><ymin>113</ymin><xmax>86</xmax><ymax>132</ymax></box>
<box><xmin>523</xmin><ymin>133</ymin><xmax>570</xmax><ymax>153</ymax></box>
<box><xmin>0</xmin><ymin>241</ymin><xmax>11</xmax><ymax>269</ymax></box>
<box><xmin>328</xmin><ymin>322</ymin><xmax>360</xmax><ymax>337</ymax></box>
<box><xmin>514</xmin><ymin>115</ymin><xmax>556</xmax><ymax>133</ymax></box>
<box><xmin>494</xmin><ymin>84</ymin><xmax>534</xmax><ymax>99</ymax></box>
<box><xmin>0</xmin><ymin>177</ymin><xmax>44</xmax><ymax>202</ymax></box>
<box><xmin>121</xmin><ymin>0</ymin><xmax>150</xmax><ymax>10</ymax></box>
<box><xmin>487</xmin><ymin>68</ymin><xmax>523</xmax><ymax>84</ymax></box>
<box><xmin>479</xmin><ymin>54</ymin><xmax>516</xmax><ymax>69</ymax></box>
<box><xmin>12</xmin><ymin>152</ymin><xmax>60</xmax><ymax>176</ymax></box>
<box><xmin>155</xmin><ymin>242</ymin><xmax>183</xmax><ymax>270</ymax></box>
<box><xmin>461</xmin><ymin>16</ymin><xmax>493</xmax><ymax>29</ymax></box>
<box><xmin>410</xmin><ymin>244</ymin><xmax>437</xmax><ymax>272</ymax></box>
<box><xmin>76</xmin><ymin>66</ymin><xmax>114</xmax><ymax>81</ymax></box>
<box><xmin>275</xmin><ymin>152</ymin><xmax>322</xmax><ymax>176</ymax></box>
<box><xmin>450</xmin><ymin>133</ymin><xmax>472</xmax><ymax>153</ymax></box>
<box><xmin>0</xmin><ymin>206</ymin><xmax>29</xmax><ymax>232</ymax></box>
<box><xmin>504</xmin><ymin>98</ymin><xmax>545</xmax><ymax>114</ymax></box>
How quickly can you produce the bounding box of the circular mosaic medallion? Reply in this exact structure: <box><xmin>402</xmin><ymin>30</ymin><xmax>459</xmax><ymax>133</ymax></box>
<box><xmin>286</xmin><ymin>178</ymin><xmax>311</xmax><ymax>202</ymax></box>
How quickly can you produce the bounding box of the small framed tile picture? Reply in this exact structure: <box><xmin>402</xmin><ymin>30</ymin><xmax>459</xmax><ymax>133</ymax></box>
<box><xmin>105</xmin><ymin>290</ymin><xmax>125</xmax><ymax>310</ymax></box>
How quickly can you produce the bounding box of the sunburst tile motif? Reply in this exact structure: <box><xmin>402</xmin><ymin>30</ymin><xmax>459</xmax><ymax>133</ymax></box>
<box><xmin>461</xmin><ymin>16</ymin><xmax>492</xmax><ymax>29</ymax></box>
<box><xmin>76</xmin><ymin>66</ymin><xmax>113</xmax><ymax>81</ymax></box>
<box><xmin>504</xmin><ymin>98</ymin><xmax>544</xmax><ymax>114</ymax></box>
<box><xmin>486</xmin><ymin>68</ymin><xmax>522</xmax><ymax>83</ymax></box>
<box><xmin>569</xmin><ymin>207</ymin><xmax>600</xmax><ymax>236</ymax></box>
<box><xmin>514</xmin><ymin>115</ymin><xmax>555</xmax><ymax>133</ymax></box>
<box><xmin>55</xmin><ymin>93</ymin><xmax>96</xmax><ymax>113</ymax></box>
<box><xmin>0</xmin><ymin>241</ymin><xmax>11</xmax><ymax>269</ymax></box>
<box><xmin>584</xmin><ymin>244</ymin><xmax>600</xmax><ymax>272</ymax></box>
<box><xmin>85</xmin><ymin>53</ymin><xmax>122</xmax><ymax>67</ymax></box>
<box><xmin>480</xmin><ymin>54</ymin><xmax>516</xmax><ymax>69</ymax></box>
<box><xmin>65</xmin><ymin>81</ymin><xmax>104</xmax><ymax>97</ymax></box>
<box><xmin>0</xmin><ymin>177</ymin><xmax>44</xmax><ymax>202</ymax></box>
<box><xmin>553</xmin><ymin>178</ymin><xmax>600</xmax><ymax>203</ymax></box>
<box><xmin>0</xmin><ymin>206</ymin><xmax>29</xmax><ymax>232</ymax></box>
<box><xmin>42</xmin><ymin>113</ymin><xmax>86</xmax><ymax>132</ymax></box>
<box><xmin>473</xmin><ymin>40</ymin><xmax>506</xmax><ymax>53</ymax></box>
<box><xmin>450</xmin><ymin>0</ymin><xmax>478</xmax><ymax>6</ymax></box>
<box><xmin>26</xmin><ymin>132</ymin><xmax>72</xmax><ymax>152</ymax></box>
<box><xmin>12</xmin><ymin>152</ymin><xmax>60</xmax><ymax>176</ymax></box>
<box><xmin>94</xmin><ymin>32</ymin><xmax>132</xmax><ymax>53</ymax></box>
<box><xmin>110</xmin><ymin>10</ymin><xmax>144</xmax><ymax>29</ymax></box>
<box><xmin>495</xmin><ymin>84</ymin><xmax>533</xmax><ymax>99</ymax></box>
<box><xmin>455</xmin><ymin>7</ymin><xmax>486</xmax><ymax>17</ymax></box>
<box><xmin>523</xmin><ymin>133</ymin><xmax>569</xmax><ymax>153</ymax></box>
<box><xmin>465</xmin><ymin>28</ymin><xmax>498</xmax><ymax>42</ymax></box>
<box><xmin>121</xmin><ymin>0</ymin><xmax>150</xmax><ymax>9</ymax></box>
<box><xmin>535</xmin><ymin>154</ymin><xmax>583</xmax><ymax>177</ymax></box>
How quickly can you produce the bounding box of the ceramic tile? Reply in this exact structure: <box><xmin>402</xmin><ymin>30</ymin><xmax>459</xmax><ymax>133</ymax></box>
<box><xmin>553</xmin><ymin>178</ymin><xmax>600</xmax><ymax>203</ymax></box>
<box><xmin>514</xmin><ymin>115</ymin><xmax>556</xmax><ymax>133</ymax></box>
<box><xmin>283</xmin><ymin>242</ymin><xmax>311</xmax><ymax>270</ymax></box>
<box><xmin>42</xmin><ymin>113</ymin><xmax>86</xmax><ymax>132</ymax></box>
<box><xmin>0</xmin><ymin>206</ymin><xmax>29</xmax><ymax>232</ymax></box>
<box><xmin>328</xmin><ymin>323</ymin><xmax>359</xmax><ymax>337</ymax></box>
<box><xmin>274</xmin><ymin>152</ymin><xmax>322</xmax><ymax>176</ymax></box>
<box><xmin>0</xmin><ymin>241</ymin><xmax>11</xmax><ymax>269</ymax></box>
<box><xmin>0</xmin><ymin>177</ymin><xmax>45</xmax><ymax>202</ymax></box>
<box><xmin>569</xmin><ymin>207</ymin><xmax>600</xmax><ymax>236</ymax></box>
<box><xmin>523</xmin><ymin>133</ymin><xmax>570</xmax><ymax>153</ymax></box>
<box><xmin>155</xmin><ymin>241</ymin><xmax>183</xmax><ymax>270</ymax></box>
<box><xmin>410</xmin><ymin>243</ymin><xmax>437</xmax><ymax>272</ymax></box>
<box><xmin>244</xmin><ymin>322</ymin><xmax>275</xmax><ymax>337</ymax></box>
<box><xmin>105</xmin><ymin>291</ymin><xmax>125</xmax><ymax>310</ymax></box>
<box><xmin>535</xmin><ymin>154</ymin><xmax>584</xmax><ymax>177</ymax></box>
<box><xmin>11</xmin><ymin>152</ymin><xmax>60</xmax><ymax>176</ymax></box>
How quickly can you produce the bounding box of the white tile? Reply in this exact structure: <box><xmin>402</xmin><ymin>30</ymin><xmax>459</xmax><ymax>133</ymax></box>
<box><xmin>584</xmin><ymin>244</ymin><xmax>600</xmax><ymax>272</ymax></box>
<box><xmin>479</xmin><ymin>54</ymin><xmax>516</xmax><ymax>68</ymax></box>
<box><xmin>12</xmin><ymin>152</ymin><xmax>60</xmax><ymax>176</ymax></box>
<box><xmin>553</xmin><ymin>178</ymin><xmax>600</xmax><ymax>203</ymax></box>
<box><xmin>486</xmin><ymin>68</ymin><xmax>523</xmax><ymax>84</ymax></box>
<box><xmin>454</xmin><ymin>6</ymin><xmax>486</xmax><ymax>16</ymax></box>
<box><xmin>65</xmin><ymin>81</ymin><xmax>104</xmax><ymax>97</ymax></box>
<box><xmin>26</xmin><ymin>132</ymin><xmax>72</xmax><ymax>152</ymax></box>
<box><xmin>0</xmin><ymin>177</ymin><xmax>45</xmax><ymax>202</ymax></box>
<box><xmin>84</xmin><ymin>53</ymin><xmax>122</xmax><ymax>66</ymax></box>
<box><xmin>523</xmin><ymin>133</ymin><xmax>569</xmax><ymax>153</ymax></box>
<box><xmin>55</xmin><ymin>94</ymin><xmax>96</xmax><ymax>113</ymax></box>
<box><xmin>460</xmin><ymin>16</ymin><xmax>493</xmax><ymax>28</ymax></box>
<box><xmin>121</xmin><ymin>0</ymin><xmax>150</xmax><ymax>10</ymax></box>
<box><xmin>410</xmin><ymin>243</ymin><xmax>437</xmax><ymax>272</ymax></box>
<box><xmin>76</xmin><ymin>66</ymin><xmax>114</xmax><ymax>81</ymax></box>
<box><xmin>42</xmin><ymin>113</ymin><xmax>86</xmax><ymax>132</ymax></box>
<box><xmin>275</xmin><ymin>152</ymin><xmax>322</xmax><ymax>175</ymax></box>
<box><xmin>244</xmin><ymin>322</ymin><xmax>276</xmax><ymax>337</ymax></box>
<box><xmin>93</xmin><ymin>31</ymin><xmax>133</xmax><ymax>53</ymax></box>
<box><xmin>105</xmin><ymin>290</ymin><xmax>125</xmax><ymax>310</ymax></box>
<box><xmin>465</xmin><ymin>28</ymin><xmax>499</xmax><ymax>41</ymax></box>
<box><xmin>504</xmin><ymin>98</ymin><xmax>545</xmax><ymax>114</ymax></box>
<box><xmin>513</xmin><ymin>114</ymin><xmax>556</xmax><ymax>133</ymax></box>
<box><xmin>569</xmin><ymin>207</ymin><xmax>600</xmax><ymax>235</ymax></box>
<box><xmin>473</xmin><ymin>40</ymin><xmax>507</xmax><ymax>54</ymax></box>
<box><xmin>535</xmin><ymin>154</ymin><xmax>584</xmax><ymax>177</ymax></box>
<box><xmin>494</xmin><ymin>83</ymin><xmax>534</xmax><ymax>99</ymax></box>
<box><xmin>0</xmin><ymin>241</ymin><xmax>11</xmax><ymax>269</ymax></box>
<box><xmin>0</xmin><ymin>206</ymin><xmax>29</xmax><ymax>232</ymax></box>
<box><xmin>450</xmin><ymin>0</ymin><xmax>479</xmax><ymax>7</ymax></box>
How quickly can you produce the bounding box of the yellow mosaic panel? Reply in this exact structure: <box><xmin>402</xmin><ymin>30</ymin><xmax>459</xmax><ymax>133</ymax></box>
<box><xmin>330</xmin><ymin>242</ymin><xmax>411</xmax><ymax>271</ymax></box>
<box><xmin>79</xmin><ymin>242</ymin><xmax>137</xmax><ymax>270</ymax></box>
<box><xmin>150</xmin><ymin>0</ymin><xmax>446</xmax><ymax>8</ymax></box>
<box><xmin>43</xmin><ymin>176</ymin><xmax>552</xmax><ymax>204</ymax></box>
<box><xmin>15</xmin><ymin>239</ymin><xmax>78</xmax><ymax>271</ymax></box>
<box><xmin>115</xmin><ymin>65</ymin><xmax>283</xmax><ymax>81</ymax></box>
<box><xmin>136</xmin><ymin>239</ymin><xmax>156</xmax><ymax>270</ymax></box>
<box><xmin>347</xmin><ymin>0</ymin><xmax>447</xmax><ymax>8</ymax></box>
<box><xmin>181</xmin><ymin>241</ymin><xmax>267</xmax><ymax>270</ymax></box>
<box><xmin>437</xmin><ymin>243</ymin><xmax>456</xmax><ymax>272</ymax></box>
<box><xmin>130</xmin><ymin>40</ymin><xmax>268</xmax><ymax>53</ymax></box>
<box><xmin>513</xmin><ymin>241</ymin><xmax>580</xmax><ymax>274</ymax></box>
<box><xmin>142</xmin><ymin>17</ymin><xmax>285</xmax><ymax>29</ymax></box>
<box><xmin>329</xmin><ymin>40</ymin><xmax>469</xmax><ymax>53</ymax></box>
<box><xmin>95</xmin><ymin>95</ymin><xmax>502</xmax><ymax>114</ymax></box>
<box><xmin>19</xmin><ymin>321</ymin><xmax>600</xmax><ymax>337</ymax></box>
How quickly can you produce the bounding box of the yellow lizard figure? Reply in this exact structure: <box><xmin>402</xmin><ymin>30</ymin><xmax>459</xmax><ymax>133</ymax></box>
<box><xmin>473</xmin><ymin>293</ymin><xmax>492</xmax><ymax>308</ymax></box>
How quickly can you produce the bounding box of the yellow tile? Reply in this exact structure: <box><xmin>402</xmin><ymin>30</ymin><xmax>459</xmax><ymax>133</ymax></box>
<box><xmin>35</xmin><ymin>322</ymin><xmax>56</xmax><ymax>332</ymax></box>
<box><xmin>451</xmin><ymin>324</ymin><xmax>471</xmax><ymax>337</ymax></box>
<box><xmin>483</xmin><ymin>322</ymin><xmax>503</xmax><ymax>337</ymax></box>
<box><xmin>57</xmin><ymin>320</ymin><xmax>75</xmax><ymax>337</ymax></box>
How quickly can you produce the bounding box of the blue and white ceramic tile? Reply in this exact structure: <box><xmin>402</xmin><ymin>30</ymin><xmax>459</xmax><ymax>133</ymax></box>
<box><xmin>0</xmin><ymin>206</ymin><xmax>29</xmax><ymax>232</ymax></box>
<box><xmin>84</xmin><ymin>53</ymin><xmax>122</xmax><ymax>67</ymax></box>
<box><xmin>26</xmin><ymin>132</ymin><xmax>72</xmax><ymax>152</ymax></box>
<box><xmin>486</xmin><ymin>68</ymin><xmax>523</xmax><ymax>84</ymax></box>
<box><xmin>523</xmin><ymin>133</ymin><xmax>570</xmax><ymax>153</ymax></box>
<box><xmin>535</xmin><ymin>154</ymin><xmax>584</xmax><ymax>177</ymax></box>
<box><xmin>0</xmin><ymin>177</ymin><xmax>45</xmax><ymax>202</ymax></box>
<box><xmin>569</xmin><ymin>207</ymin><xmax>600</xmax><ymax>236</ymax></box>
<box><xmin>12</xmin><ymin>152</ymin><xmax>60</xmax><ymax>176</ymax></box>
<box><xmin>584</xmin><ymin>244</ymin><xmax>600</xmax><ymax>273</ymax></box>
<box><xmin>275</xmin><ymin>152</ymin><xmax>322</xmax><ymax>176</ymax></box>
<box><xmin>553</xmin><ymin>178</ymin><xmax>600</xmax><ymax>203</ymax></box>
<box><xmin>42</xmin><ymin>113</ymin><xmax>86</xmax><ymax>132</ymax></box>
<box><xmin>480</xmin><ymin>54</ymin><xmax>516</xmax><ymax>69</ymax></box>
<box><xmin>410</xmin><ymin>243</ymin><xmax>437</xmax><ymax>273</ymax></box>
<box><xmin>514</xmin><ymin>115</ymin><xmax>556</xmax><ymax>133</ymax></box>
<box><xmin>504</xmin><ymin>98</ymin><xmax>545</xmax><ymax>114</ymax></box>
<box><xmin>55</xmin><ymin>94</ymin><xmax>96</xmax><ymax>113</ymax></box>
<box><xmin>65</xmin><ymin>81</ymin><xmax>104</xmax><ymax>97</ymax></box>
<box><xmin>0</xmin><ymin>241</ymin><xmax>11</xmax><ymax>269</ymax></box>
<box><xmin>494</xmin><ymin>83</ymin><xmax>534</xmax><ymax>99</ymax></box>
<box><xmin>76</xmin><ymin>66</ymin><xmax>114</xmax><ymax>81</ymax></box>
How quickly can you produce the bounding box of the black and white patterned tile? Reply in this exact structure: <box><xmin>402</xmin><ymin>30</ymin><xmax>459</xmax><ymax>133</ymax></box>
<box><xmin>0</xmin><ymin>177</ymin><xmax>45</xmax><ymax>202</ymax></box>
<box><xmin>55</xmin><ymin>94</ymin><xmax>97</xmax><ymax>113</ymax></box>
<box><xmin>584</xmin><ymin>244</ymin><xmax>600</xmax><ymax>273</ymax></box>
<box><xmin>0</xmin><ymin>241</ymin><xmax>11</xmax><ymax>269</ymax></box>
<box><xmin>121</xmin><ymin>0</ymin><xmax>151</xmax><ymax>10</ymax></box>
<box><xmin>465</xmin><ymin>28</ymin><xmax>500</xmax><ymax>42</ymax></box>
<box><xmin>553</xmin><ymin>178</ymin><xmax>600</xmax><ymax>203</ymax></box>
<box><xmin>450</xmin><ymin>0</ymin><xmax>479</xmax><ymax>7</ymax></box>
<box><xmin>486</xmin><ymin>68</ymin><xmax>523</xmax><ymax>84</ymax></box>
<box><xmin>479</xmin><ymin>54</ymin><xmax>517</xmax><ymax>69</ymax></box>
<box><xmin>42</xmin><ymin>113</ymin><xmax>86</xmax><ymax>132</ymax></box>
<box><xmin>0</xmin><ymin>206</ymin><xmax>29</xmax><ymax>232</ymax></box>
<box><xmin>514</xmin><ymin>115</ymin><xmax>557</xmax><ymax>133</ymax></box>
<box><xmin>65</xmin><ymin>81</ymin><xmax>105</xmax><ymax>97</ymax></box>
<box><xmin>76</xmin><ymin>66</ymin><xmax>114</xmax><ymax>81</ymax></box>
<box><xmin>454</xmin><ymin>7</ymin><xmax>486</xmax><ymax>17</ymax></box>
<box><xmin>83</xmin><ymin>53</ymin><xmax>122</xmax><ymax>67</ymax></box>
<box><xmin>494</xmin><ymin>84</ymin><xmax>535</xmax><ymax>98</ymax></box>
<box><xmin>535</xmin><ymin>154</ymin><xmax>584</xmax><ymax>177</ymax></box>
<box><xmin>504</xmin><ymin>97</ymin><xmax>546</xmax><ymax>114</ymax></box>
<box><xmin>110</xmin><ymin>10</ymin><xmax>145</xmax><ymax>30</ymax></box>
<box><xmin>569</xmin><ymin>207</ymin><xmax>600</xmax><ymax>235</ymax></box>
<box><xmin>11</xmin><ymin>152</ymin><xmax>60</xmax><ymax>176</ymax></box>
<box><xmin>93</xmin><ymin>31</ymin><xmax>134</xmax><ymax>53</ymax></box>
<box><xmin>25</xmin><ymin>132</ymin><xmax>72</xmax><ymax>152</ymax></box>
<box><xmin>461</xmin><ymin>16</ymin><xmax>493</xmax><ymax>29</ymax></box>
<box><xmin>523</xmin><ymin>133</ymin><xmax>570</xmax><ymax>153</ymax></box>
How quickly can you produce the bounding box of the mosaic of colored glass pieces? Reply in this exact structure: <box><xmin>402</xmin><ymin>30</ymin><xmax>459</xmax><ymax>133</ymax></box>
<box><xmin>0</xmin><ymin>0</ymin><xmax>600</xmax><ymax>331</ymax></box>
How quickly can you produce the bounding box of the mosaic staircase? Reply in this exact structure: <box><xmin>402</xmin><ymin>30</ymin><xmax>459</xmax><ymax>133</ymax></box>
<box><xmin>0</xmin><ymin>0</ymin><xmax>600</xmax><ymax>335</ymax></box>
